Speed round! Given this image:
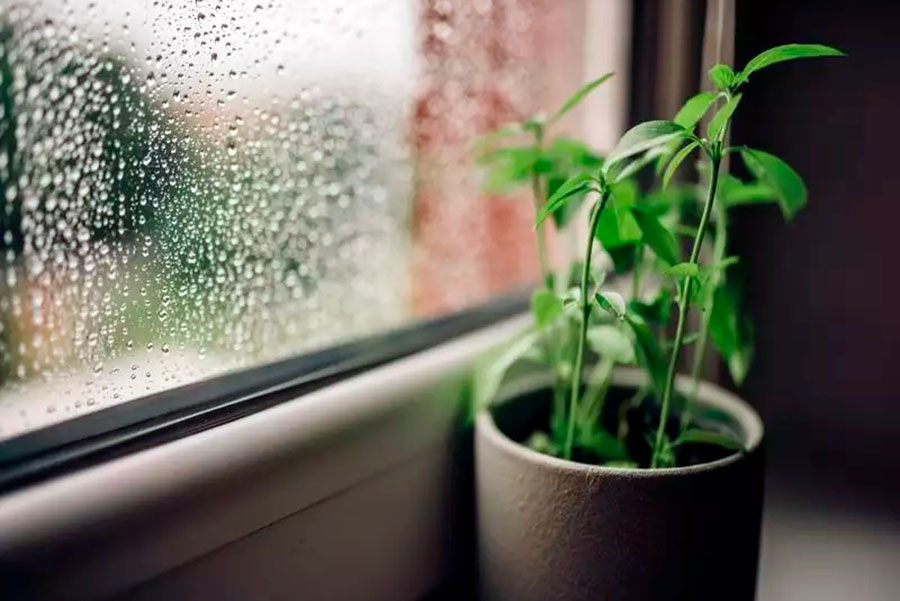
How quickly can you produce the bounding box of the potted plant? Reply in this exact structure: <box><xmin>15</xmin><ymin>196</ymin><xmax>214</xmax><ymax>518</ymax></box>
<box><xmin>474</xmin><ymin>44</ymin><xmax>844</xmax><ymax>601</ymax></box>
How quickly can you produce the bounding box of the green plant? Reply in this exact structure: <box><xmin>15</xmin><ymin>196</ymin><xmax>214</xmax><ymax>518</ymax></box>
<box><xmin>476</xmin><ymin>74</ymin><xmax>611</xmax><ymax>286</ymax></box>
<box><xmin>477</xmin><ymin>44</ymin><xmax>844</xmax><ymax>469</ymax></box>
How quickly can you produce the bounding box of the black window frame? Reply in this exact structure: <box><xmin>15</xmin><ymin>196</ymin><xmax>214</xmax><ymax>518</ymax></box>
<box><xmin>0</xmin><ymin>291</ymin><xmax>528</xmax><ymax>493</ymax></box>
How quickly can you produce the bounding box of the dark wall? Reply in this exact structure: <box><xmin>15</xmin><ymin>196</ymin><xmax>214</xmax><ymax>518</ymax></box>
<box><xmin>732</xmin><ymin>1</ymin><xmax>899</xmax><ymax>510</ymax></box>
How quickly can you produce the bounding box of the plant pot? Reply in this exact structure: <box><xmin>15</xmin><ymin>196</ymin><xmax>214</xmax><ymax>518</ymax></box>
<box><xmin>475</xmin><ymin>367</ymin><xmax>764</xmax><ymax>601</ymax></box>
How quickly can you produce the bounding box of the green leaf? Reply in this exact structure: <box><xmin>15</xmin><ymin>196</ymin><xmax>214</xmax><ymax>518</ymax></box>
<box><xmin>526</xmin><ymin>431</ymin><xmax>560</xmax><ymax>456</ymax></box>
<box><xmin>739</xmin><ymin>148</ymin><xmax>807</xmax><ymax>219</ymax></box>
<box><xmin>595</xmin><ymin>291</ymin><xmax>626</xmax><ymax>320</ymax></box>
<box><xmin>717</xmin><ymin>173</ymin><xmax>777</xmax><ymax>208</ymax></box>
<box><xmin>475</xmin><ymin>145</ymin><xmax>535</xmax><ymax>167</ymax></box>
<box><xmin>615</xmin><ymin>211</ymin><xmax>642</xmax><ymax>246</ymax></box>
<box><xmin>708</xmin><ymin>64</ymin><xmax>736</xmax><ymax>90</ymax></box>
<box><xmin>546</xmin><ymin>175</ymin><xmax>587</xmax><ymax>228</ymax></box>
<box><xmin>711</xmin><ymin>256</ymin><xmax>740</xmax><ymax>271</ymax></box>
<box><xmin>722</xmin><ymin>183</ymin><xmax>777</xmax><ymax>206</ymax></box>
<box><xmin>595</xmin><ymin>210</ymin><xmax>620</xmax><ymax>248</ymax></box>
<box><xmin>656</xmin><ymin>436</ymin><xmax>677</xmax><ymax>468</ymax></box>
<box><xmin>734</xmin><ymin>44</ymin><xmax>846</xmax><ymax>87</ymax></box>
<box><xmin>708</xmin><ymin>280</ymin><xmax>754</xmax><ymax>386</ymax></box>
<box><xmin>628</xmin><ymin>291</ymin><xmax>673</xmax><ymax>325</ymax></box>
<box><xmin>544</xmin><ymin>137</ymin><xmax>605</xmax><ymax>170</ymax></box>
<box><xmin>477</xmin><ymin>146</ymin><xmax>540</xmax><ymax>192</ymax></box>
<box><xmin>662</xmin><ymin>140</ymin><xmax>699</xmax><ymax>190</ymax></box>
<box><xmin>531</xmin><ymin>288</ymin><xmax>562</xmax><ymax>328</ymax></box>
<box><xmin>727</xmin><ymin>330</ymin><xmax>753</xmax><ymax>386</ymax></box>
<box><xmin>612</xmin><ymin>197</ymin><xmax>642</xmax><ymax>243</ymax></box>
<box><xmin>689</xmin><ymin>270</ymin><xmax>714</xmax><ymax>310</ymax></box>
<box><xmin>672</xmin><ymin>428</ymin><xmax>744</xmax><ymax>452</ymax></box>
<box><xmin>595</xmin><ymin>182</ymin><xmax>642</xmax><ymax>249</ymax></box>
<box><xmin>674</xmin><ymin>92</ymin><xmax>718</xmax><ymax>129</ymax></box>
<box><xmin>604</xmin><ymin>121</ymin><xmax>688</xmax><ymax>171</ymax></box>
<box><xmin>604</xmin><ymin>244</ymin><xmax>638</xmax><ymax>274</ymax></box>
<box><xmin>577</xmin><ymin>429</ymin><xmax>628</xmax><ymax>461</ymax></box>
<box><xmin>642</xmin><ymin>185</ymin><xmax>699</xmax><ymax>211</ymax></box>
<box><xmin>695</xmin><ymin>256</ymin><xmax>740</xmax><ymax>301</ymax></box>
<box><xmin>474</xmin><ymin>331</ymin><xmax>541</xmax><ymax>411</ymax></box>
<box><xmin>610</xmin><ymin>178</ymin><xmax>638</xmax><ymax>207</ymax></box>
<box><xmin>538</xmin><ymin>138</ymin><xmax>605</xmax><ymax>227</ymax></box>
<box><xmin>662</xmin><ymin>262</ymin><xmax>699</xmax><ymax>278</ymax></box>
<box><xmin>548</xmin><ymin>72</ymin><xmax>615</xmax><ymax>125</ymax></box>
<box><xmin>707</xmin><ymin>93</ymin><xmax>742</xmax><ymax>140</ymax></box>
<box><xmin>536</xmin><ymin>172</ymin><xmax>593</xmax><ymax>226</ymax></box>
<box><xmin>653</xmin><ymin>141</ymin><xmax>682</xmax><ymax>176</ymax></box>
<box><xmin>587</xmin><ymin>325</ymin><xmax>635</xmax><ymax>363</ymax></box>
<box><xmin>625</xmin><ymin>315</ymin><xmax>667</xmax><ymax>395</ymax></box>
<box><xmin>631</xmin><ymin>209</ymin><xmax>679</xmax><ymax>265</ymax></box>
<box><xmin>521</xmin><ymin>116</ymin><xmax>542</xmax><ymax>130</ymax></box>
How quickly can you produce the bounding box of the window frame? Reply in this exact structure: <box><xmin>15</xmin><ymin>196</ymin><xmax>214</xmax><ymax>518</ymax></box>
<box><xmin>0</xmin><ymin>293</ymin><xmax>527</xmax><ymax>493</ymax></box>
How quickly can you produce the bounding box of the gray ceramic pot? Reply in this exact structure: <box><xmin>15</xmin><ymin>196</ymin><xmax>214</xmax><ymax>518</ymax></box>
<box><xmin>475</xmin><ymin>367</ymin><xmax>764</xmax><ymax>601</ymax></box>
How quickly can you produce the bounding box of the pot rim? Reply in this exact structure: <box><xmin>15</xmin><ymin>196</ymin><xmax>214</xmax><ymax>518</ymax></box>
<box><xmin>477</xmin><ymin>366</ymin><xmax>763</xmax><ymax>477</ymax></box>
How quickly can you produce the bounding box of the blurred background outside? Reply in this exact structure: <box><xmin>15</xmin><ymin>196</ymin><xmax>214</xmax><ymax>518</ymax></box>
<box><xmin>0</xmin><ymin>0</ymin><xmax>625</xmax><ymax>437</ymax></box>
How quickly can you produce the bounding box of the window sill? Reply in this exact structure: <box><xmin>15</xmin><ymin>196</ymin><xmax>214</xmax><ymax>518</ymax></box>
<box><xmin>0</xmin><ymin>315</ymin><xmax>527</xmax><ymax>601</ymax></box>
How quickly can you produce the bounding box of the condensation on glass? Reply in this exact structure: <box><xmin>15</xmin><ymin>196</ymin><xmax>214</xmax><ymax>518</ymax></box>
<box><xmin>0</xmin><ymin>0</ymin><xmax>591</xmax><ymax>440</ymax></box>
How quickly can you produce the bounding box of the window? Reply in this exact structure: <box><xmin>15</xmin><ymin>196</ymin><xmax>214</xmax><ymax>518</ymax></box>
<box><xmin>1</xmin><ymin>0</ymin><xmax>414</xmax><ymax>440</ymax></box>
<box><xmin>0</xmin><ymin>0</ymin><xmax>626</xmax><ymax>474</ymax></box>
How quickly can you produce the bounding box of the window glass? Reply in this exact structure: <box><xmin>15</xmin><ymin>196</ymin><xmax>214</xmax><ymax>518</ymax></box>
<box><xmin>0</xmin><ymin>0</ymin><xmax>610</xmax><ymax>440</ymax></box>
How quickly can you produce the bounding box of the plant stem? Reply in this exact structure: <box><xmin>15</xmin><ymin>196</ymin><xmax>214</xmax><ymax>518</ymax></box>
<box><xmin>686</xmin><ymin>203</ymin><xmax>727</xmax><ymax>425</ymax></box>
<box><xmin>527</xmin><ymin>124</ymin><xmax>567</xmax><ymax>443</ymax></box>
<box><xmin>651</xmin><ymin>154</ymin><xmax>721</xmax><ymax>467</ymax></box>
<box><xmin>531</xmin><ymin>126</ymin><xmax>552</xmax><ymax>287</ymax></box>
<box><xmin>564</xmin><ymin>191</ymin><xmax>609</xmax><ymax>459</ymax></box>
<box><xmin>580</xmin><ymin>357</ymin><xmax>615</xmax><ymax>435</ymax></box>
<box><xmin>687</xmin><ymin>312</ymin><xmax>711</xmax><ymax>422</ymax></box>
<box><xmin>552</xmin><ymin>378</ymin><xmax>567</xmax><ymax>441</ymax></box>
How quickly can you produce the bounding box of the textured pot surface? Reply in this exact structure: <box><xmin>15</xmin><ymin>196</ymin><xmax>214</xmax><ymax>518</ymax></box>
<box><xmin>475</xmin><ymin>368</ymin><xmax>764</xmax><ymax>601</ymax></box>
